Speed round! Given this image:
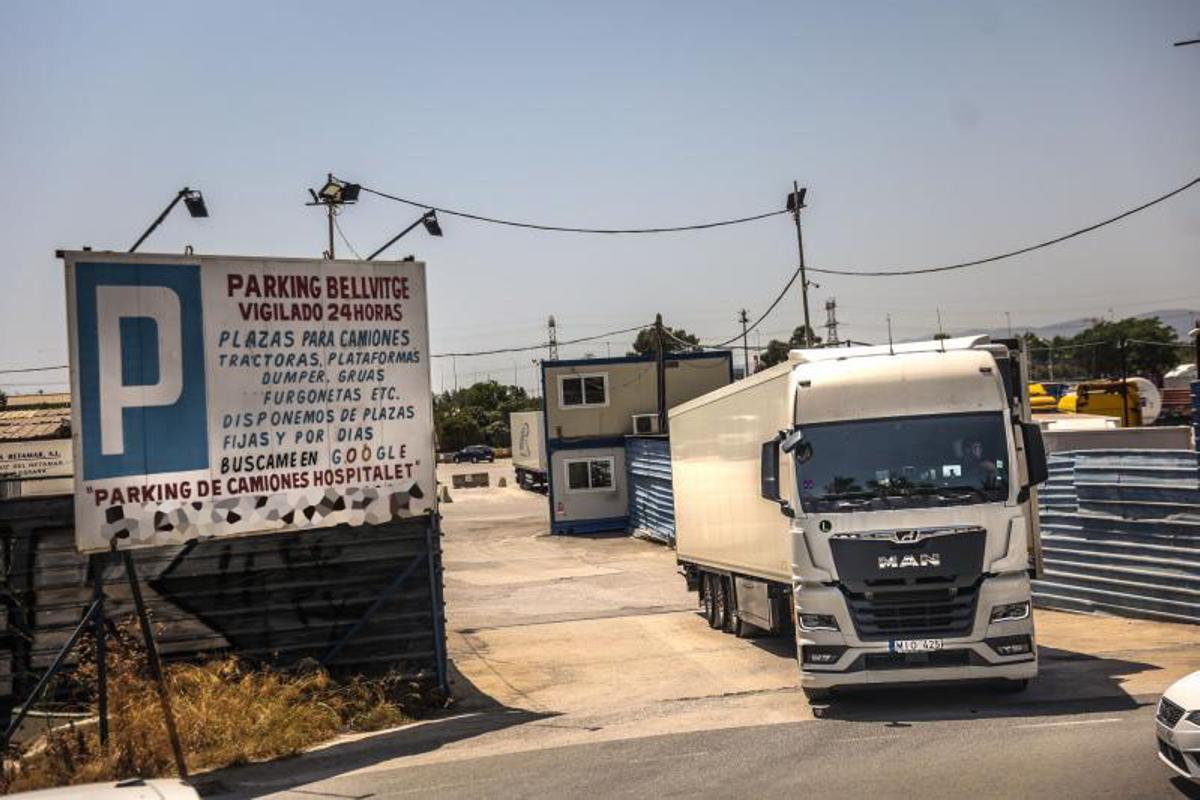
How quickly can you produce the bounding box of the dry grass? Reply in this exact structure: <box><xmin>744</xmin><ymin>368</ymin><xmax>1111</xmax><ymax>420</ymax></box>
<box><xmin>2</xmin><ymin>621</ymin><xmax>436</xmax><ymax>793</ymax></box>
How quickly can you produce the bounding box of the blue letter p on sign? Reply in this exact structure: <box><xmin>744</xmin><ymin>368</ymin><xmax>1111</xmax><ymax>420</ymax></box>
<box><xmin>74</xmin><ymin>262</ymin><xmax>208</xmax><ymax>480</ymax></box>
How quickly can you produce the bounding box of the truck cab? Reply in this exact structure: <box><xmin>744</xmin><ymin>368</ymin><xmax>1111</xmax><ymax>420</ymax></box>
<box><xmin>768</xmin><ymin>339</ymin><xmax>1047</xmax><ymax>696</ymax></box>
<box><xmin>670</xmin><ymin>335</ymin><xmax>1049</xmax><ymax>700</ymax></box>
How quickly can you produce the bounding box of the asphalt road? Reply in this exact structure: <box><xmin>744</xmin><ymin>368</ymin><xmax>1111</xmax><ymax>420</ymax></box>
<box><xmin>229</xmin><ymin>704</ymin><xmax>1196</xmax><ymax>799</ymax></box>
<box><xmin>209</xmin><ymin>460</ymin><xmax>1200</xmax><ymax>800</ymax></box>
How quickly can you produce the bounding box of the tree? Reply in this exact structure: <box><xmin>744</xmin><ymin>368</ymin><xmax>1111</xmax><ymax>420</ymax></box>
<box><xmin>433</xmin><ymin>380</ymin><xmax>541</xmax><ymax>452</ymax></box>
<box><xmin>1024</xmin><ymin>316</ymin><xmax>1183</xmax><ymax>384</ymax></box>
<box><xmin>757</xmin><ymin>326</ymin><xmax>822</xmax><ymax>369</ymax></box>
<box><xmin>629</xmin><ymin>325</ymin><xmax>700</xmax><ymax>356</ymax></box>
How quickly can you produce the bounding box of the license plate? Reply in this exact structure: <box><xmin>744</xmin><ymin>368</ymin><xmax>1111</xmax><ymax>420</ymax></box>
<box><xmin>890</xmin><ymin>638</ymin><xmax>943</xmax><ymax>653</ymax></box>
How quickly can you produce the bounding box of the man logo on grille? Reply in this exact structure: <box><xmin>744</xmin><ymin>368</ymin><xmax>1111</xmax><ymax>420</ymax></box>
<box><xmin>878</xmin><ymin>553</ymin><xmax>941</xmax><ymax>569</ymax></box>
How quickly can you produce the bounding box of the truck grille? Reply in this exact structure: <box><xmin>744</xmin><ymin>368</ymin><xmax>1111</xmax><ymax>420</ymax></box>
<box><xmin>864</xmin><ymin>650</ymin><xmax>972</xmax><ymax>670</ymax></box>
<box><xmin>842</xmin><ymin>580</ymin><xmax>980</xmax><ymax>641</ymax></box>
<box><xmin>1158</xmin><ymin>697</ymin><xmax>1185</xmax><ymax>728</ymax></box>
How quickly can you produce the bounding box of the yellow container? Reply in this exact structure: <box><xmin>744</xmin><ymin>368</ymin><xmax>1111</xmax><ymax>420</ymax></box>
<box><xmin>1057</xmin><ymin>382</ymin><xmax>1142</xmax><ymax>426</ymax></box>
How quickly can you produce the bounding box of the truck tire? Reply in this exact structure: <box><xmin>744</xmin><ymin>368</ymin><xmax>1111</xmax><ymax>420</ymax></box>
<box><xmin>732</xmin><ymin>613</ymin><xmax>756</xmax><ymax>639</ymax></box>
<box><xmin>803</xmin><ymin>687</ymin><xmax>832</xmax><ymax>703</ymax></box>
<box><xmin>996</xmin><ymin>678</ymin><xmax>1029</xmax><ymax>693</ymax></box>
<box><xmin>714</xmin><ymin>576</ymin><xmax>732</xmax><ymax>632</ymax></box>
<box><xmin>702</xmin><ymin>573</ymin><xmax>719</xmax><ymax>628</ymax></box>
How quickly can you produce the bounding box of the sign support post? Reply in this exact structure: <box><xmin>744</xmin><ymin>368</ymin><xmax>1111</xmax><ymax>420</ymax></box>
<box><xmin>122</xmin><ymin>550</ymin><xmax>188</xmax><ymax>778</ymax></box>
<box><xmin>92</xmin><ymin>554</ymin><xmax>109</xmax><ymax>749</ymax></box>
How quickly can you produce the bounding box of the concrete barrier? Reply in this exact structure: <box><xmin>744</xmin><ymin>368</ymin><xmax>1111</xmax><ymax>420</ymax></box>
<box><xmin>451</xmin><ymin>472</ymin><xmax>490</xmax><ymax>489</ymax></box>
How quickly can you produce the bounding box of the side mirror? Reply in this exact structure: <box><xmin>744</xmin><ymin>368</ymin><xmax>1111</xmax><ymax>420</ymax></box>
<box><xmin>1017</xmin><ymin>421</ymin><xmax>1048</xmax><ymax>503</ymax></box>
<box><xmin>761</xmin><ymin>435</ymin><xmax>797</xmax><ymax>518</ymax></box>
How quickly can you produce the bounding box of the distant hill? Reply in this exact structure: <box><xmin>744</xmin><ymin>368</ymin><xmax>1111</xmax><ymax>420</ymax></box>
<box><xmin>1015</xmin><ymin>309</ymin><xmax>1199</xmax><ymax>342</ymax></box>
<box><xmin>945</xmin><ymin>309</ymin><xmax>1199</xmax><ymax>343</ymax></box>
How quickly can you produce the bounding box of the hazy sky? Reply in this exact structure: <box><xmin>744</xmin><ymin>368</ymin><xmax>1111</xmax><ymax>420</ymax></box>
<box><xmin>1</xmin><ymin>1</ymin><xmax>1197</xmax><ymax>395</ymax></box>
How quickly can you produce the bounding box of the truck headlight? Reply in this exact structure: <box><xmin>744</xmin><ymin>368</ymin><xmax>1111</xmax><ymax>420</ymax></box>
<box><xmin>989</xmin><ymin>601</ymin><xmax>1030</xmax><ymax>623</ymax></box>
<box><xmin>798</xmin><ymin>612</ymin><xmax>839</xmax><ymax>632</ymax></box>
<box><xmin>1187</xmin><ymin>710</ymin><xmax>1200</xmax><ymax>726</ymax></box>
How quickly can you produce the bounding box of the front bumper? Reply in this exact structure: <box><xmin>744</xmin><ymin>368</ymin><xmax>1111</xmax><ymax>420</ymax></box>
<box><xmin>1156</xmin><ymin>717</ymin><xmax>1200</xmax><ymax>781</ymax></box>
<box><xmin>795</xmin><ymin>572</ymin><xmax>1037</xmax><ymax>689</ymax></box>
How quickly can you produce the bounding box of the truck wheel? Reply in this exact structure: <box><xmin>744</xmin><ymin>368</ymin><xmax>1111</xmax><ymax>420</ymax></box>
<box><xmin>803</xmin><ymin>687</ymin><xmax>832</xmax><ymax>703</ymax></box>
<box><xmin>702</xmin><ymin>574</ymin><xmax>718</xmax><ymax>628</ymax></box>
<box><xmin>732</xmin><ymin>614</ymin><xmax>756</xmax><ymax>639</ymax></box>
<box><xmin>996</xmin><ymin>678</ymin><xmax>1029</xmax><ymax>693</ymax></box>
<box><xmin>714</xmin><ymin>576</ymin><xmax>732</xmax><ymax>632</ymax></box>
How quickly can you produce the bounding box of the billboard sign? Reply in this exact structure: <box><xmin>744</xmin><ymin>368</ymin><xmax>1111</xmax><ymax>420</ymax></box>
<box><xmin>0</xmin><ymin>438</ymin><xmax>73</xmax><ymax>496</ymax></box>
<box><xmin>62</xmin><ymin>252</ymin><xmax>434</xmax><ymax>552</ymax></box>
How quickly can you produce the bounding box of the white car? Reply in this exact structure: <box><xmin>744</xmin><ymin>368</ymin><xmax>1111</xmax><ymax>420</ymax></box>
<box><xmin>8</xmin><ymin>778</ymin><xmax>199</xmax><ymax>799</ymax></box>
<box><xmin>1157</xmin><ymin>670</ymin><xmax>1200</xmax><ymax>781</ymax></box>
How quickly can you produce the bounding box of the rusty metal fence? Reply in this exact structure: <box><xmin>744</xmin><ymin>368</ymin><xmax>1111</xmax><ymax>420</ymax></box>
<box><xmin>0</xmin><ymin>495</ymin><xmax>447</xmax><ymax>724</ymax></box>
<box><xmin>1034</xmin><ymin>449</ymin><xmax>1200</xmax><ymax>624</ymax></box>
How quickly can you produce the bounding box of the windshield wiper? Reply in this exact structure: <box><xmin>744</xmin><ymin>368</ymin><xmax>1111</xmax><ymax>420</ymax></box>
<box><xmin>819</xmin><ymin>490</ymin><xmax>876</xmax><ymax>500</ymax></box>
<box><xmin>938</xmin><ymin>485</ymin><xmax>992</xmax><ymax>499</ymax></box>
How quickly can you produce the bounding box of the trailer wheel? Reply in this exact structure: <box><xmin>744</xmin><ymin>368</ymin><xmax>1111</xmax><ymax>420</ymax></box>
<box><xmin>714</xmin><ymin>576</ymin><xmax>732</xmax><ymax>632</ymax></box>
<box><xmin>702</xmin><ymin>573</ymin><xmax>718</xmax><ymax>628</ymax></box>
<box><xmin>732</xmin><ymin>613</ymin><xmax>756</xmax><ymax>639</ymax></box>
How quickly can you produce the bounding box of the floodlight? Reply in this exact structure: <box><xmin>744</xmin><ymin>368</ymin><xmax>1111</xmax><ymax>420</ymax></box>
<box><xmin>340</xmin><ymin>183</ymin><xmax>361</xmax><ymax>203</ymax></box>
<box><xmin>318</xmin><ymin>178</ymin><xmax>343</xmax><ymax>201</ymax></box>
<box><xmin>129</xmin><ymin>186</ymin><xmax>210</xmax><ymax>252</ymax></box>
<box><xmin>183</xmin><ymin>190</ymin><xmax>208</xmax><ymax>218</ymax></box>
<box><xmin>422</xmin><ymin>211</ymin><xmax>443</xmax><ymax>237</ymax></box>
<box><xmin>367</xmin><ymin>209</ymin><xmax>445</xmax><ymax>260</ymax></box>
<box><xmin>786</xmin><ymin>187</ymin><xmax>807</xmax><ymax>212</ymax></box>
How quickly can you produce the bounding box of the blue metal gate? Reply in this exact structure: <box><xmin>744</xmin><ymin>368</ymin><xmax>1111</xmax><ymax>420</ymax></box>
<box><xmin>626</xmin><ymin>436</ymin><xmax>675</xmax><ymax>545</ymax></box>
<box><xmin>1034</xmin><ymin>449</ymin><xmax>1200</xmax><ymax>624</ymax></box>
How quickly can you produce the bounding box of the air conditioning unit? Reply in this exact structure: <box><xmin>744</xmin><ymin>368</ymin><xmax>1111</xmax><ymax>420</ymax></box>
<box><xmin>632</xmin><ymin>414</ymin><xmax>661</xmax><ymax>435</ymax></box>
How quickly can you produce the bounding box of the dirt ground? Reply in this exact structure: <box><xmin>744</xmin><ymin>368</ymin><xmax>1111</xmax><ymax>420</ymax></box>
<box><xmin>415</xmin><ymin>458</ymin><xmax>1200</xmax><ymax>767</ymax></box>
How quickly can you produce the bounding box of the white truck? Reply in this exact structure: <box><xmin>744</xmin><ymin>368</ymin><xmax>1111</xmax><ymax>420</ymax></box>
<box><xmin>669</xmin><ymin>336</ymin><xmax>1048</xmax><ymax>700</ymax></box>
<box><xmin>510</xmin><ymin>410</ymin><xmax>547</xmax><ymax>492</ymax></box>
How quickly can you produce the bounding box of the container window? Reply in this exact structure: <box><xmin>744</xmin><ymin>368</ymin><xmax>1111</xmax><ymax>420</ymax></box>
<box><xmin>559</xmin><ymin>373</ymin><xmax>608</xmax><ymax>408</ymax></box>
<box><xmin>567</xmin><ymin>460</ymin><xmax>591</xmax><ymax>489</ymax></box>
<box><xmin>564</xmin><ymin>457</ymin><xmax>616</xmax><ymax>492</ymax></box>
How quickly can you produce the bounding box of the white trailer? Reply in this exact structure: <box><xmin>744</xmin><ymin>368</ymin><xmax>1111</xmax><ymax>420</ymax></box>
<box><xmin>670</xmin><ymin>336</ymin><xmax>1048</xmax><ymax>700</ymax></box>
<box><xmin>510</xmin><ymin>410</ymin><xmax>547</xmax><ymax>492</ymax></box>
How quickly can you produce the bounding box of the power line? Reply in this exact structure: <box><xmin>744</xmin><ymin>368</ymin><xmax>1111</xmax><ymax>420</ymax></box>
<box><xmin>332</xmin><ymin>215</ymin><xmax>363</xmax><ymax>260</ymax></box>
<box><xmin>345</xmin><ymin>180</ymin><xmax>788</xmax><ymax>234</ymax></box>
<box><xmin>706</xmin><ymin>263</ymin><xmax>804</xmax><ymax>347</ymax></box>
<box><xmin>809</xmin><ymin>175</ymin><xmax>1200</xmax><ymax>277</ymax></box>
<box><xmin>431</xmin><ymin>323</ymin><xmax>650</xmax><ymax>358</ymax></box>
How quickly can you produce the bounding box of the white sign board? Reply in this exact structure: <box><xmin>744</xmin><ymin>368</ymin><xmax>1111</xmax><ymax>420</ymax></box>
<box><xmin>0</xmin><ymin>438</ymin><xmax>73</xmax><ymax>496</ymax></box>
<box><xmin>63</xmin><ymin>252</ymin><xmax>434</xmax><ymax>552</ymax></box>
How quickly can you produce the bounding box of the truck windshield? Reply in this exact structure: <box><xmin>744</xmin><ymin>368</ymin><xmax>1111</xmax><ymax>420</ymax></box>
<box><xmin>796</xmin><ymin>412</ymin><xmax>1010</xmax><ymax>514</ymax></box>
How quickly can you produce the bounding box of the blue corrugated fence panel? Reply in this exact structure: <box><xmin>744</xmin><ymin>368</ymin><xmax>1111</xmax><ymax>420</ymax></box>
<box><xmin>1034</xmin><ymin>448</ymin><xmax>1200</xmax><ymax>625</ymax></box>
<box><xmin>626</xmin><ymin>437</ymin><xmax>675</xmax><ymax>545</ymax></box>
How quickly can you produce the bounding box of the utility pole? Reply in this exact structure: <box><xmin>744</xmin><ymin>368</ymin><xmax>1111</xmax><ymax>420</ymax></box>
<box><xmin>738</xmin><ymin>309</ymin><xmax>751</xmax><ymax>377</ymax></box>
<box><xmin>1119</xmin><ymin>338</ymin><xmax>1130</xmax><ymax>428</ymax></box>
<box><xmin>548</xmin><ymin>316</ymin><xmax>559</xmax><ymax>361</ymax></box>
<box><xmin>1192</xmin><ymin>319</ymin><xmax>1200</xmax><ymax>376</ymax></box>
<box><xmin>654</xmin><ymin>313</ymin><xmax>667</xmax><ymax>433</ymax></box>
<box><xmin>306</xmin><ymin>175</ymin><xmax>360</xmax><ymax>259</ymax></box>
<box><xmin>824</xmin><ymin>299</ymin><xmax>840</xmax><ymax>346</ymax></box>
<box><xmin>1005</xmin><ymin>311</ymin><xmax>1013</xmax><ymax>339</ymax></box>
<box><xmin>453</xmin><ymin>356</ymin><xmax>459</xmax><ymax>392</ymax></box>
<box><xmin>788</xmin><ymin>182</ymin><xmax>814</xmax><ymax>347</ymax></box>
